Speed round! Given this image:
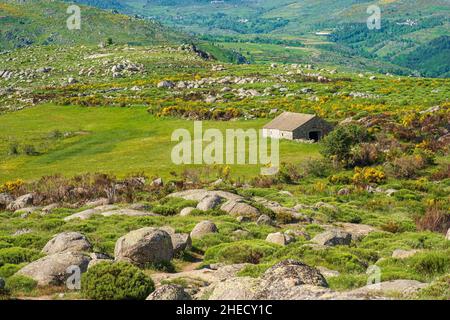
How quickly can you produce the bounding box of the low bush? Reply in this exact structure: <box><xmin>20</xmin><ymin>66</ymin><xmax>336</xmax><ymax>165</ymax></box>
<box><xmin>203</xmin><ymin>240</ymin><xmax>278</xmax><ymax>265</ymax></box>
<box><xmin>5</xmin><ymin>275</ymin><xmax>37</xmax><ymax>294</ymax></box>
<box><xmin>81</xmin><ymin>262</ymin><xmax>155</xmax><ymax>300</ymax></box>
<box><xmin>415</xmin><ymin>203</ymin><xmax>450</xmax><ymax>234</ymax></box>
<box><xmin>0</xmin><ymin>247</ymin><xmax>42</xmax><ymax>267</ymax></box>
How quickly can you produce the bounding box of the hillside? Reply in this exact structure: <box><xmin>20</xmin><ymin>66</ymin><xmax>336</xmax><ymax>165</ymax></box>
<box><xmin>0</xmin><ymin>0</ymin><xmax>188</xmax><ymax>50</ymax></box>
<box><xmin>78</xmin><ymin>0</ymin><xmax>450</xmax><ymax>77</ymax></box>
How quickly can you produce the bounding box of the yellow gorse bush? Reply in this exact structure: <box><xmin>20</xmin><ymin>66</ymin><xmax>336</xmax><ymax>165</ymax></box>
<box><xmin>352</xmin><ymin>167</ymin><xmax>386</xmax><ymax>185</ymax></box>
<box><xmin>0</xmin><ymin>179</ymin><xmax>25</xmax><ymax>193</ymax></box>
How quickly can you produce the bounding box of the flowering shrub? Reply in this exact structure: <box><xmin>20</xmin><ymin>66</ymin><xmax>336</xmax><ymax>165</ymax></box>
<box><xmin>352</xmin><ymin>167</ymin><xmax>386</xmax><ymax>185</ymax></box>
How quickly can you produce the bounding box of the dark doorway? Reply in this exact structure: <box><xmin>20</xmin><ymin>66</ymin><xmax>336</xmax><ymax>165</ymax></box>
<box><xmin>308</xmin><ymin>131</ymin><xmax>321</xmax><ymax>142</ymax></box>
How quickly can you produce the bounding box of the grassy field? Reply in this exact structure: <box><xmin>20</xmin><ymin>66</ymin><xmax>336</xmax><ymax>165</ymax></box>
<box><xmin>0</xmin><ymin>104</ymin><xmax>320</xmax><ymax>183</ymax></box>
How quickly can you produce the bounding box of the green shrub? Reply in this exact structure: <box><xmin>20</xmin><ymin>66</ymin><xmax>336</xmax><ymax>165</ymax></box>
<box><xmin>412</xmin><ymin>251</ymin><xmax>450</xmax><ymax>277</ymax></box>
<box><xmin>321</xmin><ymin>124</ymin><xmax>371</xmax><ymax>166</ymax></box>
<box><xmin>418</xmin><ymin>274</ymin><xmax>450</xmax><ymax>300</ymax></box>
<box><xmin>203</xmin><ymin>240</ymin><xmax>278</xmax><ymax>265</ymax></box>
<box><xmin>81</xmin><ymin>262</ymin><xmax>154</xmax><ymax>300</ymax></box>
<box><xmin>0</xmin><ymin>264</ymin><xmax>22</xmax><ymax>278</ymax></box>
<box><xmin>327</xmin><ymin>274</ymin><xmax>368</xmax><ymax>291</ymax></box>
<box><xmin>0</xmin><ymin>247</ymin><xmax>42</xmax><ymax>266</ymax></box>
<box><xmin>5</xmin><ymin>275</ymin><xmax>37</xmax><ymax>294</ymax></box>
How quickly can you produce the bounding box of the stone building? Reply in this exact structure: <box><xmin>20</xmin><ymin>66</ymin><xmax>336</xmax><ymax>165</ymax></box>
<box><xmin>262</xmin><ymin>112</ymin><xmax>333</xmax><ymax>141</ymax></box>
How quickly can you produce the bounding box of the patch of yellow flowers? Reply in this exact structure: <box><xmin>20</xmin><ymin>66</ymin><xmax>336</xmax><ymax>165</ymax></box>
<box><xmin>0</xmin><ymin>179</ymin><xmax>24</xmax><ymax>193</ymax></box>
<box><xmin>352</xmin><ymin>167</ymin><xmax>386</xmax><ymax>185</ymax></box>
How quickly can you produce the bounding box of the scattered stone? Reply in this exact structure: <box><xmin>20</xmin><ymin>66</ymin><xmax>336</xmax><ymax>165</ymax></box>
<box><xmin>236</xmin><ymin>216</ymin><xmax>252</xmax><ymax>223</ymax></box>
<box><xmin>317</xmin><ymin>267</ymin><xmax>340</xmax><ymax>278</ymax></box>
<box><xmin>385</xmin><ymin>189</ymin><xmax>398</xmax><ymax>197</ymax></box>
<box><xmin>151</xmin><ymin>178</ymin><xmax>163</xmax><ymax>187</ymax></box>
<box><xmin>190</xmin><ymin>221</ymin><xmax>218</xmax><ymax>239</ymax></box>
<box><xmin>232</xmin><ymin>229</ymin><xmax>250</xmax><ymax>239</ymax></box>
<box><xmin>168</xmin><ymin>189</ymin><xmax>243</xmax><ymax>202</ymax></box>
<box><xmin>147</xmin><ymin>284</ymin><xmax>192</xmax><ymax>300</ymax></box>
<box><xmin>256</xmin><ymin>214</ymin><xmax>274</xmax><ymax>226</ymax></box>
<box><xmin>13</xmin><ymin>228</ymin><xmax>32</xmax><ymax>236</ymax></box>
<box><xmin>157</xmin><ymin>80</ymin><xmax>175</xmax><ymax>89</ymax></box>
<box><xmin>67</xmin><ymin>77</ymin><xmax>78</xmax><ymax>84</ymax></box>
<box><xmin>17</xmin><ymin>251</ymin><xmax>91</xmax><ymax>286</ymax></box>
<box><xmin>392</xmin><ymin>249</ymin><xmax>420</xmax><ymax>259</ymax></box>
<box><xmin>42</xmin><ymin>232</ymin><xmax>92</xmax><ymax>255</ymax></box>
<box><xmin>337</xmin><ymin>188</ymin><xmax>350</xmax><ymax>196</ymax></box>
<box><xmin>180</xmin><ymin>207</ymin><xmax>195</xmax><ymax>216</ymax></box>
<box><xmin>446</xmin><ymin>228</ymin><xmax>450</xmax><ymax>241</ymax></box>
<box><xmin>15</xmin><ymin>207</ymin><xmax>39</xmax><ymax>217</ymax></box>
<box><xmin>114</xmin><ymin>227</ymin><xmax>174</xmax><ymax>267</ymax></box>
<box><xmin>312</xmin><ymin>230</ymin><xmax>352</xmax><ymax>246</ymax></box>
<box><xmin>266</xmin><ymin>232</ymin><xmax>293</xmax><ymax>246</ymax></box>
<box><xmin>88</xmin><ymin>252</ymin><xmax>113</xmax><ymax>269</ymax></box>
<box><xmin>85</xmin><ymin>198</ymin><xmax>110</xmax><ymax>207</ymax></box>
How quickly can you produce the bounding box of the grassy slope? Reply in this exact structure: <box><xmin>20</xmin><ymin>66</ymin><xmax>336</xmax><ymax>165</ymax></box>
<box><xmin>0</xmin><ymin>0</ymin><xmax>188</xmax><ymax>49</ymax></box>
<box><xmin>0</xmin><ymin>104</ymin><xmax>319</xmax><ymax>183</ymax></box>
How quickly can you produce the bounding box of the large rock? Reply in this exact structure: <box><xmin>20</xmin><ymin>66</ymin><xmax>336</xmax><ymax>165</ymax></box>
<box><xmin>196</xmin><ymin>195</ymin><xmax>222</xmax><ymax>211</ymax></box>
<box><xmin>190</xmin><ymin>221</ymin><xmax>218</xmax><ymax>239</ymax></box>
<box><xmin>171</xmin><ymin>233</ymin><xmax>192</xmax><ymax>256</ymax></box>
<box><xmin>146</xmin><ymin>284</ymin><xmax>191</xmax><ymax>300</ymax></box>
<box><xmin>312</xmin><ymin>230</ymin><xmax>352</xmax><ymax>246</ymax></box>
<box><xmin>209</xmin><ymin>277</ymin><xmax>260</xmax><ymax>300</ymax></box>
<box><xmin>256</xmin><ymin>214</ymin><xmax>274</xmax><ymax>226</ymax></box>
<box><xmin>220</xmin><ymin>200</ymin><xmax>260</xmax><ymax>218</ymax></box>
<box><xmin>0</xmin><ymin>193</ymin><xmax>14</xmax><ymax>209</ymax></box>
<box><xmin>114</xmin><ymin>227</ymin><xmax>173</xmax><ymax>267</ymax></box>
<box><xmin>17</xmin><ymin>251</ymin><xmax>91</xmax><ymax>286</ymax></box>
<box><xmin>257</xmin><ymin>260</ymin><xmax>328</xmax><ymax>299</ymax></box>
<box><xmin>6</xmin><ymin>193</ymin><xmax>33</xmax><ymax>211</ymax></box>
<box><xmin>42</xmin><ymin>232</ymin><xmax>92</xmax><ymax>255</ymax></box>
<box><xmin>266</xmin><ymin>232</ymin><xmax>293</xmax><ymax>246</ymax></box>
<box><xmin>180</xmin><ymin>207</ymin><xmax>195</xmax><ymax>216</ymax></box>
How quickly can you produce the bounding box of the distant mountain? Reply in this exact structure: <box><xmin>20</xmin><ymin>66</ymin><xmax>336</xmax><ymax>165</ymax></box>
<box><xmin>0</xmin><ymin>0</ymin><xmax>188</xmax><ymax>50</ymax></box>
<box><xmin>79</xmin><ymin>0</ymin><xmax>449</xmax><ymax>77</ymax></box>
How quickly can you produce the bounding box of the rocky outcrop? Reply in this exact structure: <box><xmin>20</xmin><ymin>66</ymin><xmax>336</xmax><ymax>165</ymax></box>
<box><xmin>42</xmin><ymin>232</ymin><xmax>92</xmax><ymax>255</ymax></box>
<box><xmin>168</xmin><ymin>189</ymin><xmax>242</xmax><ymax>202</ymax></box>
<box><xmin>220</xmin><ymin>200</ymin><xmax>260</xmax><ymax>218</ymax></box>
<box><xmin>64</xmin><ymin>206</ymin><xmax>156</xmax><ymax>221</ymax></box>
<box><xmin>114</xmin><ymin>227</ymin><xmax>173</xmax><ymax>267</ymax></box>
<box><xmin>256</xmin><ymin>214</ymin><xmax>274</xmax><ymax>226</ymax></box>
<box><xmin>0</xmin><ymin>193</ymin><xmax>14</xmax><ymax>209</ymax></box>
<box><xmin>312</xmin><ymin>230</ymin><xmax>352</xmax><ymax>246</ymax></box>
<box><xmin>17</xmin><ymin>251</ymin><xmax>91</xmax><ymax>286</ymax></box>
<box><xmin>209</xmin><ymin>277</ymin><xmax>260</xmax><ymax>300</ymax></box>
<box><xmin>349</xmin><ymin>280</ymin><xmax>427</xmax><ymax>297</ymax></box>
<box><xmin>196</xmin><ymin>194</ymin><xmax>222</xmax><ymax>211</ymax></box>
<box><xmin>190</xmin><ymin>221</ymin><xmax>218</xmax><ymax>239</ymax></box>
<box><xmin>146</xmin><ymin>284</ymin><xmax>191</xmax><ymax>300</ymax></box>
<box><xmin>6</xmin><ymin>193</ymin><xmax>33</xmax><ymax>211</ymax></box>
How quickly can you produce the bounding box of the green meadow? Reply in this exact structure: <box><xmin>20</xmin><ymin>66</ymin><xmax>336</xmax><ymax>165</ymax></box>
<box><xmin>0</xmin><ymin>104</ymin><xmax>320</xmax><ymax>183</ymax></box>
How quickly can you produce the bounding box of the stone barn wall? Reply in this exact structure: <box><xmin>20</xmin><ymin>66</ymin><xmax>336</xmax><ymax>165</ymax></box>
<box><xmin>292</xmin><ymin>117</ymin><xmax>333</xmax><ymax>141</ymax></box>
